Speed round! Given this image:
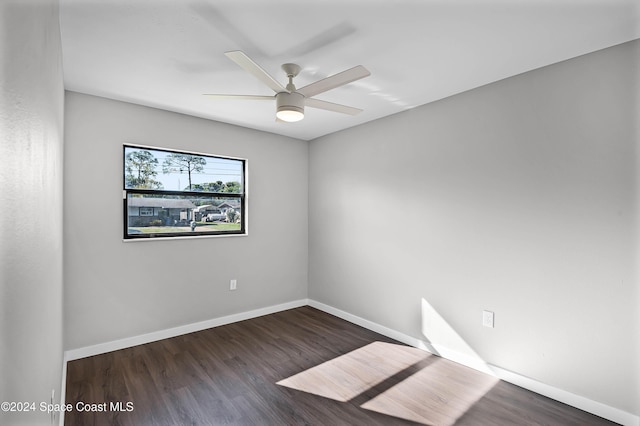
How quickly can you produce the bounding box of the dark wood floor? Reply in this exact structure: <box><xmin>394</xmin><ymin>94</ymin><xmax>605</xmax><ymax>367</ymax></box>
<box><xmin>65</xmin><ymin>306</ymin><xmax>617</xmax><ymax>425</ymax></box>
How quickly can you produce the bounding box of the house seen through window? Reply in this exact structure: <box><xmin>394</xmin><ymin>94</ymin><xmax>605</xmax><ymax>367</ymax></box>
<box><xmin>124</xmin><ymin>144</ymin><xmax>246</xmax><ymax>239</ymax></box>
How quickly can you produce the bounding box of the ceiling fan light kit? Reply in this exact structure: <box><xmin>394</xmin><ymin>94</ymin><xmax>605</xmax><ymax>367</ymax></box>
<box><xmin>204</xmin><ymin>51</ymin><xmax>370</xmax><ymax>123</ymax></box>
<box><xmin>276</xmin><ymin>92</ymin><xmax>305</xmax><ymax>122</ymax></box>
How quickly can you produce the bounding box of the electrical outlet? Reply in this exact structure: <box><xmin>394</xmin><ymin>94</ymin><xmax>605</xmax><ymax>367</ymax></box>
<box><xmin>230</xmin><ymin>279</ymin><xmax>237</xmax><ymax>291</ymax></box>
<box><xmin>482</xmin><ymin>310</ymin><xmax>495</xmax><ymax>328</ymax></box>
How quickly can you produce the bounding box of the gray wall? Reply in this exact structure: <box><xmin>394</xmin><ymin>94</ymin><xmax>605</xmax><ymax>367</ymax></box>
<box><xmin>0</xmin><ymin>0</ymin><xmax>65</xmax><ymax>424</ymax></box>
<box><xmin>309</xmin><ymin>40</ymin><xmax>639</xmax><ymax>415</ymax></box>
<box><xmin>64</xmin><ymin>92</ymin><xmax>308</xmax><ymax>350</ymax></box>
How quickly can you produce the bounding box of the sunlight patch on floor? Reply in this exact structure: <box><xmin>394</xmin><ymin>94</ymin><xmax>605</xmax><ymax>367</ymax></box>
<box><xmin>361</xmin><ymin>357</ymin><xmax>498</xmax><ymax>425</ymax></box>
<box><xmin>277</xmin><ymin>301</ymin><xmax>503</xmax><ymax>424</ymax></box>
<box><xmin>276</xmin><ymin>341</ymin><xmax>430</xmax><ymax>402</ymax></box>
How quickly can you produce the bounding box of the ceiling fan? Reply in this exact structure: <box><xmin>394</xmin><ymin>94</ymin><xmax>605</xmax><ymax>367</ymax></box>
<box><xmin>204</xmin><ymin>51</ymin><xmax>371</xmax><ymax>122</ymax></box>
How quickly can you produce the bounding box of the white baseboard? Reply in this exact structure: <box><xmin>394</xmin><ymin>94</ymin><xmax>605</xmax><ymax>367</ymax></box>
<box><xmin>491</xmin><ymin>365</ymin><xmax>638</xmax><ymax>426</ymax></box>
<box><xmin>61</xmin><ymin>298</ymin><xmax>638</xmax><ymax>426</ymax></box>
<box><xmin>59</xmin><ymin>359</ymin><xmax>67</xmax><ymax>426</ymax></box>
<box><xmin>306</xmin><ymin>300</ymin><xmax>496</xmax><ymax>375</ymax></box>
<box><xmin>64</xmin><ymin>299</ymin><xmax>308</xmax><ymax>362</ymax></box>
<box><xmin>307</xmin><ymin>299</ymin><xmax>639</xmax><ymax>426</ymax></box>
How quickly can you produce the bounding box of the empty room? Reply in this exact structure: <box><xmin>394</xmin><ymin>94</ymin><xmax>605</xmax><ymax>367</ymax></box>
<box><xmin>1</xmin><ymin>0</ymin><xmax>638</xmax><ymax>425</ymax></box>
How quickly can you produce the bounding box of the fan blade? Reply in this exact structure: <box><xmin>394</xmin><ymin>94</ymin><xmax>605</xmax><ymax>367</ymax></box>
<box><xmin>224</xmin><ymin>51</ymin><xmax>287</xmax><ymax>94</ymax></box>
<box><xmin>203</xmin><ymin>94</ymin><xmax>274</xmax><ymax>100</ymax></box>
<box><xmin>297</xmin><ymin>65</ymin><xmax>370</xmax><ymax>98</ymax></box>
<box><xmin>305</xmin><ymin>98</ymin><xmax>363</xmax><ymax>115</ymax></box>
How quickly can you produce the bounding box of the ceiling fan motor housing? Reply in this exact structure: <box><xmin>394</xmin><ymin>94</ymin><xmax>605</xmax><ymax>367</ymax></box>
<box><xmin>276</xmin><ymin>91</ymin><xmax>305</xmax><ymax>121</ymax></box>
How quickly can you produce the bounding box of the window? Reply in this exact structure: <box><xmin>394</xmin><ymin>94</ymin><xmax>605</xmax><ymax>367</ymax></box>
<box><xmin>123</xmin><ymin>144</ymin><xmax>246</xmax><ymax>239</ymax></box>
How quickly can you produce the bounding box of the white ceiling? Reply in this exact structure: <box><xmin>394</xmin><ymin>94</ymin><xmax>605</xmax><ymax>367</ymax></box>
<box><xmin>59</xmin><ymin>0</ymin><xmax>640</xmax><ymax>141</ymax></box>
